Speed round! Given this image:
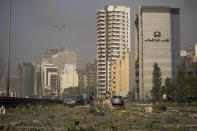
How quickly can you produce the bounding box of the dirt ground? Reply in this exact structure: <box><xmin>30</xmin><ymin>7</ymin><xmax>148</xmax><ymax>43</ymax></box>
<box><xmin>1</xmin><ymin>102</ymin><xmax>197</xmax><ymax>131</ymax></box>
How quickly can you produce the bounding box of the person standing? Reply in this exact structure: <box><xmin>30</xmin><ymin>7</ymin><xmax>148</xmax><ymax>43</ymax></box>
<box><xmin>173</xmin><ymin>90</ymin><xmax>177</xmax><ymax>102</ymax></box>
<box><xmin>162</xmin><ymin>93</ymin><xmax>167</xmax><ymax>102</ymax></box>
<box><xmin>82</xmin><ymin>91</ymin><xmax>87</xmax><ymax>106</ymax></box>
<box><xmin>89</xmin><ymin>92</ymin><xmax>94</xmax><ymax>106</ymax></box>
<box><xmin>103</xmin><ymin>91</ymin><xmax>112</xmax><ymax>109</ymax></box>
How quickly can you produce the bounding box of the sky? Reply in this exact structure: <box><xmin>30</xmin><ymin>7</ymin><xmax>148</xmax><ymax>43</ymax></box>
<box><xmin>0</xmin><ymin>0</ymin><xmax>197</xmax><ymax>74</ymax></box>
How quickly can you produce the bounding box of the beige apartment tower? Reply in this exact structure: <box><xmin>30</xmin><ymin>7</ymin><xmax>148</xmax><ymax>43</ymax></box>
<box><xmin>96</xmin><ymin>5</ymin><xmax>130</xmax><ymax>99</ymax></box>
<box><xmin>110</xmin><ymin>52</ymin><xmax>131</xmax><ymax>97</ymax></box>
<box><xmin>134</xmin><ymin>6</ymin><xmax>180</xmax><ymax>100</ymax></box>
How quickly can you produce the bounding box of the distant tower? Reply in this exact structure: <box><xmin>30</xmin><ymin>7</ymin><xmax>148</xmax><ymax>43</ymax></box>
<box><xmin>96</xmin><ymin>5</ymin><xmax>130</xmax><ymax>99</ymax></box>
<box><xmin>17</xmin><ymin>61</ymin><xmax>35</xmax><ymax>98</ymax></box>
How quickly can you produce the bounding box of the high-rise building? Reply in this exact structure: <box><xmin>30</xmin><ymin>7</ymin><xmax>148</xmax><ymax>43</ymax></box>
<box><xmin>51</xmin><ymin>51</ymin><xmax>78</xmax><ymax>96</ymax></box>
<box><xmin>110</xmin><ymin>52</ymin><xmax>131</xmax><ymax>97</ymax></box>
<box><xmin>96</xmin><ymin>5</ymin><xmax>130</xmax><ymax>99</ymax></box>
<box><xmin>134</xmin><ymin>6</ymin><xmax>180</xmax><ymax>100</ymax></box>
<box><xmin>17</xmin><ymin>61</ymin><xmax>35</xmax><ymax>98</ymax></box>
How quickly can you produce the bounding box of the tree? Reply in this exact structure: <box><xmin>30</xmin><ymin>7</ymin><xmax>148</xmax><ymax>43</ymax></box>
<box><xmin>176</xmin><ymin>67</ymin><xmax>186</xmax><ymax>97</ymax></box>
<box><xmin>151</xmin><ymin>63</ymin><xmax>162</xmax><ymax>100</ymax></box>
<box><xmin>184</xmin><ymin>85</ymin><xmax>192</xmax><ymax>97</ymax></box>
<box><xmin>164</xmin><ymin>77</ymin><xmax>174</xmax><ymax>97</ymax></box>
<box><xmin>185</xmin><ymin>76</ymin><xmax>197</xmax><ymax>97</ymax></box>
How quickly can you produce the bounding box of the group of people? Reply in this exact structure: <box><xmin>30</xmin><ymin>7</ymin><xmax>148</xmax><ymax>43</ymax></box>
<box><xmin>162</xmin><ymin>91</ymin><xmax>177</xmax><ymax>102</ymax></box>
<box><xmin>82</xmin><ymin>91</ymin><xmax>112</xmax><ymax>109</ymax></box>
<box><xmin>82</xmin><ymin>91</ymin><xmax>94</xmax><ymax>106</ymax></box>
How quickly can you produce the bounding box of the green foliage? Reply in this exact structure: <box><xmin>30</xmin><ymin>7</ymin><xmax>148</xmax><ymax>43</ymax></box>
<box><xmin>174</xmin><ymin>67</ymin><xmax>197</xmax><ymax>97</ymax></box>
<box><xmin>184</xmin><ymin>76</ymin><xmax>197</xmax><ymax>97</ymax></box>
<box><xmin>164</xmin><ymin>77</ymin><xmax>174</xmax><ymax>96</ymax></box>
<box><xmin>151</xmin><ymin>63</ymin><xmax>162</xmax><ymax>100</ymax></box>
<box><xmin>161</xmin><ymin>67</ymin><xmax>197</xmax><ymax>98</ymax></box>
<box><xmin>176</xmin><ymin>67</ymin><xmax>186</xmax><ymax>97</ymax></box>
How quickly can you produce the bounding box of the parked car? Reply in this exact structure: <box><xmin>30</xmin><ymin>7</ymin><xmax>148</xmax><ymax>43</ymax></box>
<box><xmin>63</xmin><ymin>96</ymin><xmax>83</xmax><ymax>106</ymax></box>
<box><xmin>112</xmin><ymin>96</ymin><xmax>124</xmax><ymax>106</ymax></box>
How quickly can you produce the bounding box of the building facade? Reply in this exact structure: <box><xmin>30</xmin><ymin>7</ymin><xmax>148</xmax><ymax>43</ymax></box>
<box><xmin>51</xmin><ymin>51</ymin><xmax>78</xmax><ymax>96</ymax></box>
<box><xmin>110</xmin><ymin>52</ymin><xmax>131</xmax><ymax>97</ymax></box>
<box><xmin>41</xmin><ymin>48</ymin><xmax>62</xmax><ymax>64</ymax></box>
<box><xmin>134</xmin><ymin>6</ymin><xmax>180</xmax><ymax>99</ymax></box>
<box><xmin>181</xmin><ymin>44</ymin><xmax>197</xmax><ymax>77</ymax></box>
<box><xmin>35</xmin><ymin>65</ymin><xmax>42</xmax><ymax>98</ymax></box>
<box><xmin>96</xmin><ymin>5</ymin><xmax>130</xmax><ymax>99</ymax></box>
<box><xmin>51</xmin><ymin>51</ymin><xmax>77</xmax><ymax>68</ymax></box>
<box><xmin>9</xmin><ymin>75</ymin><xmax>20</xmax><ymax>97</ymax></box>
<box><xmin>85</xmin><ymin>60</ymin><xmax>97</xmax><ymax>89</ymax></box>
<box><xmin>77</xmin><ymin>69</ymin><xmax>88</xmax><ymax>90</ymax></box>
<box><xmin>185</xmin><ymin>44</ymin><xmax>197</xmax><ymax>57</ymax></box>
<box><xmin>17</xmin><ymin>61</ymin><xmax>35</xmax><ymax>98</ymax></box>
<box><xmin>41</xmin><ymin>64</ymin><xmax>59</xmax><ymax>98</ymax></box>
<box><xmin>61</xmin><ymin>64</ymin><xmax>78</xmax><ymax>94</ymax></box>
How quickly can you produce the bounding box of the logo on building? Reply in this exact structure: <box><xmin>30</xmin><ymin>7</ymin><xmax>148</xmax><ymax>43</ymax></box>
<box><xmin>154</xmin><ymin>31</ymin><xmax>161</xmax><ymax>37</ymax></box>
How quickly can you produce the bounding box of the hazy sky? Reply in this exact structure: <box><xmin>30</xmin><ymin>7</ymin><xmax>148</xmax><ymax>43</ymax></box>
<box><xmin>0</xmin><ymin>0</ymin><xmax>197</xmax><ymax>74</ymax></box>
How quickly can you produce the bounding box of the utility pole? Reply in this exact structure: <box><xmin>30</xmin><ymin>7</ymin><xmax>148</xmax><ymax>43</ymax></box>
<box><xmin>7</xmin><ymin>0</ymin><xmax>11</xmax><ymax>97</ymax></box>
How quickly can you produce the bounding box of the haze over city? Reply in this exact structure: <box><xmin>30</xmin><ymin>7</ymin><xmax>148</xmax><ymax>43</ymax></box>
<box><xmin>0</xmin><ymin>0</ymin><xmax>197</xmax><ymax>74</ymax></box>
<box><xmin>1</xmin><ymin>1</ymin><xmax>197</xmax><ymax>130</ymax></box>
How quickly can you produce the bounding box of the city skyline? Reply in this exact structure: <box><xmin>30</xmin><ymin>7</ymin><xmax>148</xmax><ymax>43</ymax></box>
<box><xmin>0</xmin><ymin>0</ymin><xmax>197</xmax><ymax>74</ymax></box>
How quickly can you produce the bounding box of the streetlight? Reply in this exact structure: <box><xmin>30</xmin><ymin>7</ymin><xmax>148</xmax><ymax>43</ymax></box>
<box><xmin>7</xmin><ymin>0</ymin><xmax>11</xmax><ymax>97</ymax></box>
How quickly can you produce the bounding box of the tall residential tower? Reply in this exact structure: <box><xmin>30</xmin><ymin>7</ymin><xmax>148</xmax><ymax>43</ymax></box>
<box><xmin>96</xmin><ymin>5</ymin><xmax>130</xmax><ymax>99</ymax></box>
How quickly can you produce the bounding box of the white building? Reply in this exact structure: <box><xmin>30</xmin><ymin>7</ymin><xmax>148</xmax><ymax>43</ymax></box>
<box><xmin>61</xmin><ymin>64</ymin><xmax>78</xmax><ymax>94</ymax></box>
<box><xmin>51</xmin><ymin>51</ymin><xmax>78</xmax><ymax>95</ymax></box>
<box><xmin>41</xmin><ymin>64</ymin><xmax>59</xmax><ymax>98</ymax></box>
<box><xmin>134</xmin><ymin>6</ymin><xmax>180</xmax><ymax>99</ymax></box>
<box><xmin>185</xmin><ymin>44</ymin><xmax>197</xmax><ymax>57</ymax></box>
<box><xmin>51</xmin><ymin>51</ymin><xmax>76</xmax><ymax>68</ymax></box>
<box><xmin>41</xmin><ymin>48</ymin><xmax>62</xmax><ymax>64</ymax></box>
<box><xmin>96</xmin><ymin>5</ymin><xmax>130</xmax><ymax>99</ymax></box>
<box><xmin>180</xmin><ymin>50</ymin><xmax>187</xmax><ymax>57</ymax></box>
